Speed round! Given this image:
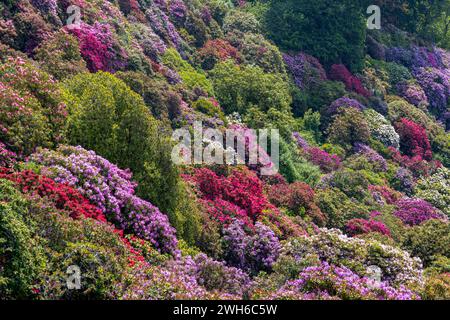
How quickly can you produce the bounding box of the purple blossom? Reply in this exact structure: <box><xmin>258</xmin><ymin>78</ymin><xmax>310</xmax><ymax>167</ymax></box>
<box><xmin>394</xmin><ymin>198</ymin><xmax>446</xmax><ymax>226</ymax></box>
<box><xmin>30</xmin><ymin>145</ymin><xmax>178</xmax><ymax>255</ymax></box>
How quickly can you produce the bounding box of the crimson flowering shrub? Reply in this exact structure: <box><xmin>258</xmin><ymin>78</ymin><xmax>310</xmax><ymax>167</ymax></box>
<box><xmin>394</xmin><ymin>198</ymin><xmax>446</xmax><ymax>226</ymax></box>
<box><xmin>346</xmin><ymin>218</ymin><xmax>391</xmax><ymax>237</ymax></box>
<box><xmin>328</xmin><ymin>64</ymin><xmax>371</xmax><ymax>97</ymax></box>
<box><xmin>388</xmin><ymin>147</ymin><xmax>441</xmax><ymax>178</ymax></box>
<box><xmin>68</xmin><ymin>22</ymin><xmax>128</xmax><ymax>73</ymax></box>
<box><xmin>187</xmin><ymin>168</ymin><xmax>270</xmax><ymax>223</ymax></box>
<box><xmin>395</xmin><ymin>118</ymin><xmax>433</xmax><ymax>161</ymax></box>
<box><xmin>0</xmin><ymin>168</ymin><xmax>106</xmax><ymax>222</ymax></box>
<box><xmin>201</xmin><ymin>198</ymin><xmax>252</xmax><ymax>228</ymax></box>
<box><xmin>223</xmin><ymin>220</ymin><xmax>280</xmax><ymax>275</ymax></box>
<box><xmin>30</xmin><ymin>145</ymin><xmax>178</xmax><ymax>255</ymax></box>
<box><xmin>268</xmin><ymin>262</ymin><xmax>419</xmax><ymax>300</ymax></box>
<box><xmin>196</xmin><ymin>39</ymin><xmax>240</xmax><ymax>70</ymax></box>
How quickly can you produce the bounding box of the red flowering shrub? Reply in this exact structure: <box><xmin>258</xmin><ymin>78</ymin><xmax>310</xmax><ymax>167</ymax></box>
<box><xmin>196</xmin><ymin>39</ymin><xmax>240</xmax><ymax>70</ymax></box>
<box><xmin>267</xmin><ymin>181</ymin><xmax>326</xmax><ymax>226</ymax></box>
<box><xmin>395</xmin><ymin>118</ymin><xmax>433</xmax><ymax>161</ymax></box>
<box><xmin>388</xmin><ymin>147</ymin><xmax>441</xmax><ymax>177</ymax></box>
<box><xmin>187</xmin><ymin>168</ymin><xmax>270</xmax><ymax>223</ymax></box>
<box><xmin>329</xmin><ymin>64</ymin><xmax>371</xmax><ymax>97</ymax></box>
<box><xmin>201</xmin><ymin>198</ymin><xmax>252</xmax><ymax>228</ymax></box>
<box><xmin>0</xmin><ymin>169</ymin><xmax>106</xmax><ymax>222</ymax></box>
<box><xmin>345</xmin><ymin>218</ymin><xmax>391</xmax><ymax>237</ymax></box>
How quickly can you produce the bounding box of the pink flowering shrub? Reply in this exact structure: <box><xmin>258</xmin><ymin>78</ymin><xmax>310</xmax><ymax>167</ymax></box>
<box><xmin>394</xmin><ymin>198</ymin><xmax>446</xmax><ymax>226</ymax></box>
<box><xmin>304</xmin><ymin>147</ymin><xmax>341</xmax><ymax>173</ymax></box>
<box><xmin>0</xmin><ymin>57</ymin><xmax>67</xmax><ymax>155</ymax></box>
<box><xmin>0</xmin><ymin>142</ymin><xmax>17</xmax><ymax>168</ymax></box>
<box><xmin>68</xmin><ymin>22</ymin><xmax>128</xmax><ymax>72</ymax></box>
<box><xmin>346</xmin><ymin>218</ymin><xmax>391</xmax><ymax>237</ymax></box>
<box><xmin>329</xmin><ymin>64</ymin><xmax>371</xmax><ymax>97</ymax></box>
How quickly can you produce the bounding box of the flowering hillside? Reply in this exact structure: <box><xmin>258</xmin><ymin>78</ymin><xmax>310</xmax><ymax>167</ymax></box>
<box><xmin>0</xmin><ymin>0</ymin><xmax>449</xmax><ymax>300</ymax></box>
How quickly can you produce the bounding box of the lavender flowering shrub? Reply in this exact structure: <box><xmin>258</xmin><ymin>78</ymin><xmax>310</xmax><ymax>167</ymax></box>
<box><xmin>223</xmin><ymin>220</ymin><xmax>281</xmax><ymax>275</ymax></box>
<box><xmin>30</xmin><ymin>145</ymin><xmax>178</xmax><ymax>255</ymax></box>
<box><xmin>267</xmin><ymin>261</ymin><xmax>419</xmax><ymax>300</ymax></box>
<box><xmin>277</xmin><ymin>229</ymin><xmax>424</xmax><ymax>291</ymax></box>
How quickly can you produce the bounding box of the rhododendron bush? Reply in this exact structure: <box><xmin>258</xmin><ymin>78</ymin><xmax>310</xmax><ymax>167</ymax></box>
<box><xmin>1</xmin><ymin>0</ymin><xmax>449</xmax><ymax>301</ymax></box>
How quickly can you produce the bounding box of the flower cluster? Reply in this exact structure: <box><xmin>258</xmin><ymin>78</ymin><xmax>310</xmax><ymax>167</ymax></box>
<box><xmin>364</xmin><ymin>109</ymin><xmax>400</xmax><ymax>148</ymax></box>
<box><xmin>329</xmin><ymin>64</ymin><xmax>371</xmax><ymax>97</ymax></box>
<box><xmin>30</xmin><ymin>145</ymin><xmax>178</xmax><ymax>254</ymax></box>
<box><xmin>345</xmin><ymin>218</ymin><xmax>391</xmax><ymax>237</ymax></box>
<box><xmin>283</xmin><ymin>52</ymin><xmax>327</xmax><ymax>90</ymax></box>
<box><xmin>0</xmin><ymin>168</ymin><xmax>106</xmax><ymax>222</ymax></box>
<box><xmin>68</xmin><ymin>22</ymin><xmax>128</xmax><ymax>72</ymax></box>
<box><xmin>0</xmin><ymin>141</ymin><xmax>17</xmax><ymax>168</ymax></box>
<box><xmin>274</xmin><ymin>262</ymin><xmax>419</xmax><ymax>300</ymax></box>
<box><xmin>394</xmin><ymin>198</ymin><xmax>446</xmax><ymax>226</ymax></box>
<box><xmin>395</xmin><ymin>118</ymin><xmax>433</xmax><ymax>161</ymax></box>
<box><xmin>187</xmin><ymin>168</ymin><xmax>270</xmax><ymax>223</ymax></box>
<box><xmin>223</xmin><ymin>220</ymin><xmax>281</xmax><ymax>275</ymax></box>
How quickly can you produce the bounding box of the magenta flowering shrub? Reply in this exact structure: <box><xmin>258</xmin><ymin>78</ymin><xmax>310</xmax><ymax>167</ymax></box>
<box><xmin>329</xmin><ymin>64</ymin><xmax>371</xmax><ymax>97</ymax></box>
<box><xmin>0</xmin><ymin>142</ymin><xmax>17</xmax><ymax>168</ymax></box>
<box><xmin>272</xmin><ymin>262</ymin><xmax>419</xmax><ymax>300</ymax></box>
<box><xmin>223</xmin><ymin>220</ymin><xmax>280</xmax><ymax>275</ymax></box>
<box><xmin>167</xmin><ymin>253</ymin><xmax>253</xmax><ymax>296</ymax></box>
<box><xmin>346</xmin><ymin>218</ymin><xmax>391</xmax><ymax>237</ymax></box>
<box><xmin>30</xmin><ymin>145</ymin><xmax>178</xmax><ymax>254</ymax></box>
<box><xmin>394</xmin><ymin>198</ymin><xmax>446</xmax><ymax>226</ymax></box>
<box><xmin>68</xmin><ymin>22</ymin><xmax>128</xmax><ymax>73</ymax></box>
<box><xmin>304</xmin><ymin>147</ymin><xmax>341</xmax><ymax>173</ymax></box>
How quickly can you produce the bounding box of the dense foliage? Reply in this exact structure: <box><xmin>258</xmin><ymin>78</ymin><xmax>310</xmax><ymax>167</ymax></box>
<box><xmin>0</xmin><ymin>0</ymin><xmax>449</xmax><ymax>300</ymax></box>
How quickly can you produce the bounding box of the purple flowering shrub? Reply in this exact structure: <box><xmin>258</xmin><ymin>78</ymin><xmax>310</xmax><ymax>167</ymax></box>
<box><xmin>283</xmin><ymin>52</ymin><xmax>327</xmax><ymax>90</ymax></box>
<box><xmin>413</xmin><ymin>67</ymin><xmax>450</xmax><ymax>118</ymax></box>
<box><xmin>0</xmin><ymin>141</ymin><xmax>17</xmax><ymax>168</ymax></box>
<box><xmin>278</xmin><ymin>229</ymin><xmax>424</xmax><ymax>290</ymax></box>
<box><xmin>30</xmin><ymin>145</ymin><xmax>178</xmax><ymax>255</ymax></box>
<box><xmin>268</xmin><ymin>262</ymin><xmax>419</xmax><ymax>300</ymax></box>
<box><xmin>223</xmin><ymin>220</ymin><xmax>281</xmax><ymax>275</ymax></box>
<box><xmin>394</xmin><ymin>198</ymin><xmax>446</xmax><ymax>226</ymax></box>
